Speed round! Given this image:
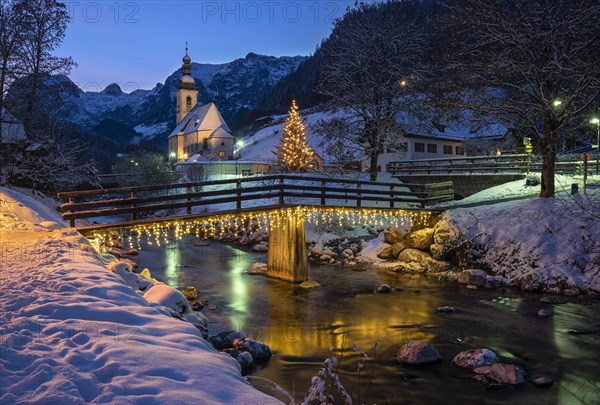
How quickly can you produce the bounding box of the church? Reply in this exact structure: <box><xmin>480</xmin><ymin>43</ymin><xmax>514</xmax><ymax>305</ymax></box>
<box><xmin>168</xmin><ymin>49</ymin><xmax>234</xmax><ymax>162</ymax></box>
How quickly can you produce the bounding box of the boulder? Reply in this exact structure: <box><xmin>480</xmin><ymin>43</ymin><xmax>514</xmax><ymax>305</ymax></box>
<box><xmin>433</xmin><ymin>220</ymin><xmax>458</xmax><ymax>246</ymax></box>
<box><xmin>452</xmin><ymin>348</ymin><xmax>497</xmax><ymax>369</ymax></box>
<box><xmin>397</xmin><ymin>248</ymin><xmax>430</xmax><ymax>264</ymax></box>
<box><xmin>563</xmin><ymin>288</ymin><xmax>580</xmax><ymax>297</ymax></box>
<box><xmin>383</xmin><ymin>227</ymin><xmax>405</xmax><ymax>244</ymax></box>
<box><xmin>222</xmin><ymin>348</ymin><xmax>253</xmax><ymax>374</ymax></box>
<box><xmin>392</xmin><ymin>241</ymin><xmax>409</xmax><ymax>257</ymax></box>
<box><xmin>181</xmin><ymin>286</ymin><xmax>199</xmax><ymax>301</ymax></box>
<box><xmin>423</xmin><ymin>257</ymin><xmax>452</xmax><ymax>273</ymax></box>
<box><xmin>376</xmin><ymin>244</ymin><xmax>395</xmax><ymax>260</ymax></box>
<box><xmin>397</xmin><ymin>342</ymin><xmax>441</xmax><ymax>366</ymax></box>
<box><xmin>209</xmin><ymin>331</ymin><xmax>247</xmax><ymax>350</ymax></box>
<box><xmin>233</xmin><ymin>338</ymin><xmax>272</xmax><ymax>360</ymax></box>
<box><xmin>526</xmin><ymin>174</ymin><xmax>541</xmax><ymax>186</ymax></box>
<box><xmin>377</xmin><ymin>284</ymin><xmax>392</xmax><ymax>293</ymax></box>
<box><xmin>386</xmin><ymin>261</ymin><xmax>427</xmax><ymax>273</ymax></box>
<box><xmin>320</xmin><ymin>254</ymin><xmax>333</xmax><ymax>262</ymax></box>
<box><xmin>429</xmin><ymin>243</ymin><xmax>447</xmax><ymax>261</ymax></box>
<box><xmin>437</xmin><ymin>306</ymin><xmax>455</xmax><ymax>313</ymax></box>
<box><xmin>537</xmin><ymin>308</ymin><xmax>553</xmax><ymax>317</ymax></box>
<box><xmin>473</xmin><ymin>363</ymin><xmax>526</xmax><ymax>385</ymax></box>
<box><xmin>247</xmin><ymin>262</ymin><xmax>267</xmax><ymax>275</ymax></box>
<box><xmin>458</xmin><ymin>269</ymin><xmax>488</xmax><ymax>287</ymax></box>
<box><xmin>342</xmin><ymin>248</ymin><xmax>354</xmax><ymax>259</ymax></box>
<box><xmin>405</xmin><ymin>228</ymin><xmax>435</xmax><ymax>251</ymax></box>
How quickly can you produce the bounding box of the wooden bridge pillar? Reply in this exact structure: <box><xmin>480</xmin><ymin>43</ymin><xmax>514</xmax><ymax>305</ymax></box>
<box><xmin>267</xmin><ymin>213</ymin><xmax>308</xmax><ymax>283</ymax></box>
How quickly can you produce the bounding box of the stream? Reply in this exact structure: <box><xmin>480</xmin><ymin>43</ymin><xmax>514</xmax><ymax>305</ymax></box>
<box><xmin>134</xmin><ymin>236</ymin><xmax>600</xmax><ymax>404</ymax></box>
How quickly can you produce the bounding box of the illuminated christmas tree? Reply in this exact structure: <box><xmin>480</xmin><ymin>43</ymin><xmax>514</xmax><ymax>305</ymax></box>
<box><xmin>276</xmin><ymin>100</ymin><xmax>315</xmax><ymax>172</ymax></box>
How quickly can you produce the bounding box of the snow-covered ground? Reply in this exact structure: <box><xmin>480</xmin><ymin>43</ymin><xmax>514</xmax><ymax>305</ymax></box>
<box><xmin>0</xmin><ymin>187</ymin><xmax>281</xmax><ymax>404</ymax></box>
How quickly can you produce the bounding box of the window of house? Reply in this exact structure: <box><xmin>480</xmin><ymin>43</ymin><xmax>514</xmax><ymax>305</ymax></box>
<box><xmin>186</xmin><ymin>96</ymin><xmax>192</xmax><ymax>108</ymax></box>
<box><xmin>427</xmin><ymin>143</ymin><xmax>437</xmax><ymax>154</ymax></box>
<box><xmin>221</xmin><ymin>141</ymin><xmax>225</xmax><ymax>146</ymax></box>
<box><xmin>456</xmin><ymin>146</ymin><xmax>465</xmax><ymax>155</ymax></box>
<box><xmin>443</xmin><ymin>145</ymin><xmax>453</xmax><ymax>155</ymax></box>
<box><xmin>414</xmin><ymin>142</ymin><xmax>425</xmax><ymax>152</ymax></box>
<box><xmin>219</xmin><ymin>151</ymin><xmax>226</xmax><ymax>157</ymax></box>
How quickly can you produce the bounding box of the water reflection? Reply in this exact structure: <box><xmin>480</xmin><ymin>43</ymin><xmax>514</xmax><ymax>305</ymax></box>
<box><xmin>134</xmin><ymin>236</ymin><xmax>600</xmax><ymax>404</ymax></box>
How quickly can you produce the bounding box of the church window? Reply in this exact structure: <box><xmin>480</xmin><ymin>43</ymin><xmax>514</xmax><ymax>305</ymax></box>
<box><xmin>219</xmin><ymin>151</ymin><xmax>226</xmax><ymax>157</ymax></box>
<box><xmin>186</xmin><ymin>96</ymin><xmax>192</xmax><ymax>108</ymax></box>
<box><xmin>221</xmin><ymin>141</ymin><xmax>225</xmax><ymax>146</ymax></box>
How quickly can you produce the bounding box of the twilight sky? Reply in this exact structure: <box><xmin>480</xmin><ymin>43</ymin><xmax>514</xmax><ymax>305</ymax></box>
<box><xmin>58</xmin><ymin>1</ymin><xmax>350</xmax><ymax>92</ymax></box>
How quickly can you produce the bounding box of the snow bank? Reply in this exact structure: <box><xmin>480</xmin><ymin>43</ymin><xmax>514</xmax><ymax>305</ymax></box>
<box><xmin>0</xmin><ymin>187</ymin><xmax>281</xmax><ymax>404</ymax></box>
<box><xmin>445</xmin><ymin>191</ymin><xmax>600</xmax><ymax>292</ymax></box>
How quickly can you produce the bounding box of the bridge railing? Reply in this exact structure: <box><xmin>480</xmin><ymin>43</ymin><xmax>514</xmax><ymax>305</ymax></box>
<box><xmin>57</xmin><ymin>174</ymin><xmax>454</xmax><ymax>227</ymax></box>
<box><xmin>387</xmin><ymin>154</ymin><xmax>589</xmax><ymax>175</ymax></box>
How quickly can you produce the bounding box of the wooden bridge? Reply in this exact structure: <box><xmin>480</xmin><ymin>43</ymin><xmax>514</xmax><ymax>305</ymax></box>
<box><xmin>58</xmin><ymin>174</ymin><xmax>452</xmax><ymax>283</ymax></box>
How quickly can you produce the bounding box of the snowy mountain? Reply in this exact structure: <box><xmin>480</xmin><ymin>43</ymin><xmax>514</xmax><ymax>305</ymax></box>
<box><xmin>6</xmin><ymin>53</ymin><xmax>305</xmax><ymax>141</ymax></box>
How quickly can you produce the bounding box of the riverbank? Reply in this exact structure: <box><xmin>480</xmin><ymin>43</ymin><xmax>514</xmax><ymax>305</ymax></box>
<box><xmin>0</xmin><ymin>187</ymin><xmax>281</xmax><ymax>404</ymax></box>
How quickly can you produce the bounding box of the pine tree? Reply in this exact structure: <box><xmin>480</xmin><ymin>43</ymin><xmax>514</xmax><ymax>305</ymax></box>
<box><xmin>276</xmin><ymin>100</ymin><xmax>315</xmax><ymax>172</ymax></box>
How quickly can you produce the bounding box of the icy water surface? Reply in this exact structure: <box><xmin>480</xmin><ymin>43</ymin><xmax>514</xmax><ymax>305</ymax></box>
<box><xmin>135</xmin><ymin>237</ymin><xmax>600</xmax><ymax>404</ymax></box>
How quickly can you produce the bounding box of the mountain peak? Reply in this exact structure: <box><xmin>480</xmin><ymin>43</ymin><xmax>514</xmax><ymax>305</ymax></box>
<box><xmin>101</xmin><ymin>83</ymin><xmax>123</xmax><ymax>96</ymax></box>
<box><xmin>245</xmin><ymin>52</ymin><xmax>263</xmax><ymax>61</ymax></box>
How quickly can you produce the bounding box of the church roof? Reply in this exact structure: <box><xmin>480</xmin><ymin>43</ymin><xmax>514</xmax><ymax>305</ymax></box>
<box><xmin>168</xmin><ymin>102</ymin><xmax>232</xmax><ymax>139</ymax></box>
<box><xmin>209</xmin><ymin>125</ymin><xmax>234</xmax><ymax>139</ymax></box>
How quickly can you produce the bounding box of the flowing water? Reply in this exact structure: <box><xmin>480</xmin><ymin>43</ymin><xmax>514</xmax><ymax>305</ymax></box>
<box><xmin>134</xmin><ymin>237</ymin><xmax>600</xmax><ymax>404</ymax></box>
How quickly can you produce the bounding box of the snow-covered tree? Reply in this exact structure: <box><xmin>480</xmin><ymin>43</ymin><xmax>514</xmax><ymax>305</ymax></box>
<box><xmin>317</xmin><ymin>1</ymin><xmax>429</xmax><ymax>180</ymax></box>
<box><xmin>437</xmin><ymin>0</ymin><xmax>600</xmax><ymax>197</ymax></box>
<box><xmin>275</xmin><ymin>100</ymin><xmax>315</xmax><ymax>172</ymax></box>
<box><xmin>15</xmin><ymin>124</ymin><xmax>99</xmax><ymax>194</ymax></box>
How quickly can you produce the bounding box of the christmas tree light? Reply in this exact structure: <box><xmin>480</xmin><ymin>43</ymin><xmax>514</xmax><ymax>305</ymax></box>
<box><xmin>276</xmin><ymin>100</ymin><xmax>315</xmax><ymax>172</ymax></box>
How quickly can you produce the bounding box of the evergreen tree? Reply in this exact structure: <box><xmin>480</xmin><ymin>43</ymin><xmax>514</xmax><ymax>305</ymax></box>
<box><xmin>276</xmin><ymin>100</ymin><xmax>315</xmax><ymax>172</ymax></box>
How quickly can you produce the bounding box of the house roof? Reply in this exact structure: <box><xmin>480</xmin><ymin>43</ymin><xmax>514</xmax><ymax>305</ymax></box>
<box><xmin>1</xmin><ymin>108</ymin><xmax>26</xmax><ymax>143</ymax></box>
<box><xmin>404</xmin><ymin>132</ymin><xmax>465</xmax><ymax>143</ymax></box>
<box><xmin>209</xmin><ymin>125</ymin><xmax>234</xmax><ymax>139</ymax></box>
<box><xmin>168</xmin><ymin>102</ymin><xmax>232</xmax><ymax>139</ymax></box>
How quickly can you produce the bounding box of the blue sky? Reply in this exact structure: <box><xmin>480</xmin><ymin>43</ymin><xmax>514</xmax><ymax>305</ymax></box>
<box><xmin>58</xmin><ymin>1</ymin><xmax>352</xmax><ymax>92</ymax></box>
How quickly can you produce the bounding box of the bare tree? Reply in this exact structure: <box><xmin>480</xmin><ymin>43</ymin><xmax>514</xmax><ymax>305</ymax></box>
<box><xmin>15</xmin><ymin>0</ymin><xmax>75</xmax><ymax>134</ymax></box>
<box><xmin>437</xmin><ymin>0</ymin><xmax>600</xmax><ymax>197</ymax></box>
<box><xmin>316</xmin><ymin>1</ymin><xmax>429</xmax><ymax>180</ymax></box>
<box><xmin>0</xmin><ymin>0</ymin><xmax>27</xmax><ymax>127</ymax></box>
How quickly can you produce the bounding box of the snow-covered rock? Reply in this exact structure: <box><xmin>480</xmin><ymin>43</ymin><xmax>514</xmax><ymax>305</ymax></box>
<box><xmin>108</xmin><ymin>261</ymin><xmax>153</xmax><ymax>292</ymax></box>
<box><xmin>233</xmin><ymin>338</ymin><xmax>272</xmax><ymax>360</ymax></box>
<box><xmin>452</xmin><ymin>348</ymin><xmax>497</xmax><ymax>369</ymax></box>
<box><xmin>252</xmin><ymin>241</ymin><xmax>269</xmax><ymax>252</ymax></box>
<box><xmin>383</xmin><ymin>226</ymin><xmax>405</xmax><ymax>244</ymax></box>
<box><xmin>143</xmin><ymin>283</ymin><xmax>207</xmax><ymax>328</ymax></box>
<box><xmin>397</xmin><ymin>248</ymin><xmax>430</xmax><ymax>264</ymax></box>
<box><xmin>377</xmin><ymin>284</ymin><xmax>392</xmax><ymax>293</ymax></box>
<box><xmin>248</xmin><ymin>262</ymin><xmax>268</xmax><ymax>275</ymax></box>
<box><xmin>222</xmin><ymin>349</ymin><xmax>254</xmax><ymax>374</ymax></box>
<box><xmin>376</xmin><ymin>244</ymin><xmax>394</xmax><ymax>260</ymax></box>
<box><xmin>209</xmin><ymin>331</ymin><xmax>247</xmax><ymax>350</ymax></box>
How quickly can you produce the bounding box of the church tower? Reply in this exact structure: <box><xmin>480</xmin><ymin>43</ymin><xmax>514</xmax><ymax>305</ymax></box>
<box><xmin>176</xmin><ymin>44</ymin><xmax>198</xmax><ymax>124</ymax></box>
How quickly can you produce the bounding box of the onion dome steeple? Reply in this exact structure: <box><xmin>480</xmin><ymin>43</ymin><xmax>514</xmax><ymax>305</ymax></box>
<box><xmin>179</xmin><ymin>42</ymin><xmax>195</xmax><ymax>90</ymax></box>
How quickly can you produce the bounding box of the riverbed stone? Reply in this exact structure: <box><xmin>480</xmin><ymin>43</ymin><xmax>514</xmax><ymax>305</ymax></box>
<box><xmin>452</xmin><ymin>348</ymin><xmax>497</xmax><ymax>369</ymax></box>
<box><xmin>300</xmin><ymin>280</ymin><xmax>321</xmax><ymax>289</ymax></box>
<box><xmin>458</xmin><ymin>269</ymin><xmax>488</xmax><ymax>287</ymax></box>
<box><xmin>384</xmin><ymin>227</ymin><xmax>405</xmax><ymax>244</ymax></box>
<box><xmin>397</xmin><ymin>342</ymin><xmax>441</xmax><ymax>366</ymax></box>
<box><xmin>533</xmin><ymin>377</ymin><xmax>554</xmax><ymax>388</ymax></box>
<box><xmin>377</xmin><ymin>284</ymin><xmax>392</xmax><ymax>293</ymax></box>
<box><xmin>437</xmin><ymin>306</ymin><xmax>455</xmax><ymax>313</ymax></box>
<box><xmin>563</xmin><ymin>288</ymin><xmax>580</xmax><ymax>297</ymax></box>
<box><xmin>405</xmin><ymin>228</ymin><xmax>435</xmax><ymax>251</ymax></box>
<box><xmin>181</xmin><ymin>286</ymin><xmax>199</xmax><ymax>301</ymax></box>
<box><xmin>397</xmin><ymin>248</ymin><xmax>430</xmax><ymax>264</ymax></box>
<box><xmin>537</xmin><ymin>308</ymin><xmax>553</xmax><ymax>317</ymax></box>
<box><xmin>247</xmin><ymin>262</ymin><xmax>267</xmax><ymax>275</ymax></box>
<box><xmin>376</xmin><ymin>244</ymin><xmax>394</xmax><ymax>260</ymax></box>
<box><xmin>473</xmin><ymin>363</ymin><xmax>526</xmax><ymax>385</ymax></box>
<box><xmin>233</xmin><ymin>338</ymin><xmax>272</xmax><ymax>360</ymax></box>
<box><xmin>540</xmin><ymin>295</ymin><xmax>567</xmax><ymax>304</ymax></box>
